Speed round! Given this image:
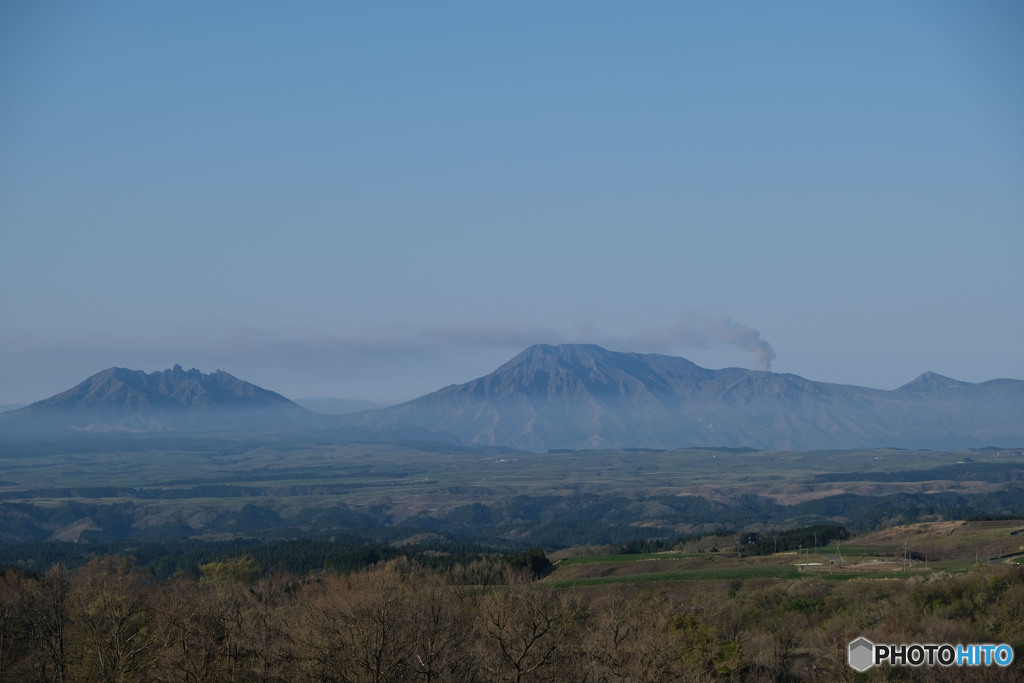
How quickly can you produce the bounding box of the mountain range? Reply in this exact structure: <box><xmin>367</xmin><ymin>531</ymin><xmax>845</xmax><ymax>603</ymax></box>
<box><xmin>2</xmin><ymin>345</ymin><xmax>1022</xmax><ymax>450</ymax></box>
<box><xmin>337</xmin><ymin>344</ymin><xmax>1024</xmax><ymax>451</ymax></box>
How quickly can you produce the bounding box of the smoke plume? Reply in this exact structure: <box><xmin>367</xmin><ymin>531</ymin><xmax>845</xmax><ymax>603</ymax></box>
<box><xmin>606</xmin><ymin>311</ymin><xmax>777</xmax><ymax>371</ymax></box>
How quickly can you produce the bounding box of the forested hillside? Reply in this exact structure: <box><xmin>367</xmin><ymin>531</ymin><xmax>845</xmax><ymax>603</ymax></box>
<box><xmin>1</xmin><ymin>544</ymin><xmax>1021</xmax><ymax>682</ymax></box>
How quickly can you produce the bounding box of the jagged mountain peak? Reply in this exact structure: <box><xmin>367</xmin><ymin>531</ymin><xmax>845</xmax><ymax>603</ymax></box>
<box><xmin>2</xmin><ymin>366</ymin><xmax>321</xmax><ymax>435</ymax></box>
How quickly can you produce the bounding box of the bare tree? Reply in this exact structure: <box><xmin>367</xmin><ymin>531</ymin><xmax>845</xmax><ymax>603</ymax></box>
<box><xmin>153</xmin><ymin>573</ymin><xmax>231</xmax><ymax>683</ymax></box>
<box><xmin>27</xmin><ymin>564</ymin><xmax>70</xmax><ymax>683</ymax></box>
<box><xmin>68</xmin><ymin>555</ymin><xmax>159</xmax><ymax>683</ymax></box>
<box><xmin>0</xmin><ymin>570</ymin><xmax>32</xmax><ymax>681</ymax></box>
<box><xmin>582</xmin><ymin>590</ymin><xmax>676</xmax><ymax>683</ymax></box>
<box><xmin>232</xmin><ymin>574</ymin><xmax>299</xmax><ymax>683</ymax></box>
<box><xmin>405</xmin><ymin>572</ymin><xmax>473</xmax><ymax>682</ymax></box>
<box><xmin>154</xmin><ymin>554</ymin><xmax>280</xmax><ymax>683</ymax></box>
<box><xmin>302</xmin><ymin>564</ymin><xmax>412</xmax><ymax>683</ymax></box>
<box><xmin>476</xmin><ymin>578</ymin><xmax>583</xmax><ymax>683</ymax></box>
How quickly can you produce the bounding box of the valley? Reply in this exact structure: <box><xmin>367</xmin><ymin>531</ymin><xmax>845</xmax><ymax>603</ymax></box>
<box><xmin>2</xmin><ymin>438</ymin><xmax>1022</xmax><ymax>559</ymax></box>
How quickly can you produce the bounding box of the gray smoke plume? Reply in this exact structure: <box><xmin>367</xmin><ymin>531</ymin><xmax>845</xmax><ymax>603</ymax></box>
<box><xmin>611</xmin><ymin>311</ymin><xmax>777</xmax><ymax>371</ymax></box>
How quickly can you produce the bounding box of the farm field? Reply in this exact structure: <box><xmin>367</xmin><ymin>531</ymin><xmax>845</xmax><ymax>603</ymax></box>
<box><xmin>545</xmin><ymin>520</ymin><xmax>1024</xmax><ymax>588</ymax></box>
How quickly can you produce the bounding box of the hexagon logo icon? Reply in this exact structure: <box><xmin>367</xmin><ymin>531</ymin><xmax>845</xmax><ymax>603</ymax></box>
<box><xmin>848</xmin><ymin>637</ymin><xmax>875</xmax><ymax>672</ymax></box>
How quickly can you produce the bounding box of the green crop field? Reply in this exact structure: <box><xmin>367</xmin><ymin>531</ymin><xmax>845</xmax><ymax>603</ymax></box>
<box><xmin>541</xmin><ymin>520</ymin><xmax>1024</xmax><ymax>590</ymax></box>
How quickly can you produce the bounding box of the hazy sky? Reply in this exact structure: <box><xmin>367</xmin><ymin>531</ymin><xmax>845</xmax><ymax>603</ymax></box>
<box><xmin>2</xmin><ymin>2</ymin><xmax>1022</xmax><ymax>405</ymax></box>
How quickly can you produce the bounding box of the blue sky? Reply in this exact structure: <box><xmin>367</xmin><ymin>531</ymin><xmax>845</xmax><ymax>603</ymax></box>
<box><xmin>2</xmin><ymin>1</ymin><xmax>1022</xmax><ymax>405</ymax></box>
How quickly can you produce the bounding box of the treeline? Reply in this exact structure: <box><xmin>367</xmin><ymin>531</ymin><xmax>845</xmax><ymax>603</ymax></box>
<box><xmin>4</xmin><ymin>487</ymin><xmax>1024</xmax><ymax>548</ymax></box>
<box><xmin>0</xmin><ymin>537</ymin><xmax>538</xmax><ymax>579</ymax></box>
<box><xmin>740</xmin><ymin>525</ymin><xmax>850</xmax><ymax>556</ymax></box>
<box><xmin>0</xmin><ymin>524</ymin><xmax>849</xmax><ymax>580</ymax></box>
<box><xmin>416</xmin><ymin>489</ymin><xmax>1024</xmax><ymax>545</ymax></box>
<box><xmin>814</xmin><ymin>461</ymin><xmax>1024</xmax><ymax>483</ymax></box>
<box><xmin>1</xmin><ymin>552</ymin><xmax>1022</xmax><ymax>681</ymax></box>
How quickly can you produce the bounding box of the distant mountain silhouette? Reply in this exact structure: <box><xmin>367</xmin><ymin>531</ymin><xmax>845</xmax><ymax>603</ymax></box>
<box><xmin>339</xmin><ymin>344</ymin><xmax>1024</xmax><ymax>451</ymax></box>
<box><xmin>0</xmin><ymin>365</ymin><xmax>322</xmax><ymax>435</ymax></box>
<box><xmin>5</xmin><ymin>350</ymin><xmax>1022</xmax><ymax>450</ymax></box>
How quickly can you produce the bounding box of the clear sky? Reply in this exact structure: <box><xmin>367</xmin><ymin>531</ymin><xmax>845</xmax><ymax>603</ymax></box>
<box><xmin>2</xmin><ymin>1</ymin><xmax>1022</xmax><ymax>405</ymax></box>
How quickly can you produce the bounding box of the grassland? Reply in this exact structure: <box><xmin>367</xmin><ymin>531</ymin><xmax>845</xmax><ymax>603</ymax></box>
<box><xmin>542</xmin><ymin>520</ymin><xmax>1024</xmax><ymax>589</ymax></box>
